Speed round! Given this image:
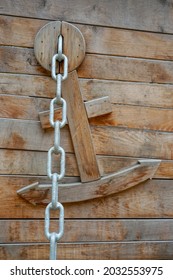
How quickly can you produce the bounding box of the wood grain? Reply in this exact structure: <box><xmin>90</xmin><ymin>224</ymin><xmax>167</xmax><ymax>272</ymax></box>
<box><xmin>62</xmin><ymin>70</ymin><xmax>100</xmax><ymax>182</ymax></box>
<box><xmin>0</xmin><ymin>73</ymin><xmax>55</xmax><ymax>98</ymax></box>
<box><xmin>2</xmin><ymin>47</ymin><xmax>173</xmax><ymax>84</ymax></box>
<box><xmin>91</xmin><ymin>126</ymin><xmax>173</xmax><ymax>159</ymax></box>
<box><xmin>34</xmin><ymin>21</ymin><xmax>61</xmax><ymax>72</ymax></box>
<box><xmin>0</xmin><ymin>176</ymin><xmax>173</xmax><ymax>218</ymax></box>
<box><xmin>0</xmin><ymin>219</ymin><xmax>173</xmax><ymax>243</ymax></box>
<box><xmin>2</xmin><ymin>95</ymin><xmax>173</xmax><ymax>133</ymax></box>
<box><xmin>0</xmin><ymin>15</ymin><xmax>47</xmax><ymax>48</ymax></box>
<box><xmin>2</xmin><ymin>73</ymin><xmax>173</xmax><ymax>109</ymax></box>
<box><xmin>0</xmin><ymin>150</ymin><xmax>173</xmax><ymax>179</ymax></box>
<box><xmin>84</xmin><ymin>96</ymin><xmax>112</xmax><ymax>118</ymax></box>
<box><xmin>78</xmin><ymin>54</ymin><xmax>173</xmax><ymax>83</ymax></box>
<box><xmin>1</xmin><ymin>0</ymin><xmax>173</xmax><ymax>262</ymax></box>
<box><xmin>1</xmin><ymin>119</ymin><xmax>173</xmax><ymax>159</ymax></box>
<box><xmin>0</xmin><ymin>242</ymin><xmax>172</xmax><ymax>260</ymax></box>
<box><xmin>2</xmin><ymin>15</ymin><xmax>173</xmax><ymax>61</ymax></box>
<box><xmin>61</xmin><ymin>21</ymin><xmax>86</xmax><ymax>72</ymax></box>
<box><xmin>34</xmin><ymin>21</ymin><xmax>85</xmax><ymax>72</ymax></box>
<box><xmin>1</xmin><ymin>0</ymin><xmax>173</xmax><ymax>33</ymax></box>
<box><xmin>80</xmin><ymin>79</ymin><xmax>173</xmax><ymax>108</ymax></box>
<box><xmin>90</xmin><ymin>104</ymin><xmax>173</xmax><ymax>132</ymax></box>
<box><xmin>18</xmin><ymin>160</ymin><xmax>160</xmax><ymax>204</ymax></box>
<box><xmin>39</xmin><ymin>96</ymin><xmax>112</xmax><ymax>129</ymax></box>
<box><xmin>0</xmin><ymin>95</ymin><xmax>49</xmax><ymax>120</ymax></box>
<box><xmin>0</xmin><ymin>119</ymin><xmax>72</xmax><ymax>152</ymax></box>
<box><xmin>0</xmin><ymin>150</ymin><xmax>78</xmax><ymax>176</ymax></box>
<box><xmin>0</xmin><ymin>46</ymin><xmax>48</xmax><ymax>75</ymax></box>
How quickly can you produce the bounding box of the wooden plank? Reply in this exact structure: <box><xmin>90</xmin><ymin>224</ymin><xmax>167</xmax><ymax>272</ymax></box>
<box><xmin>62</xmin><ymin>70</ymin><xmax>100</xmax><ymax>182</ymax></box>
<box><xmin>0</xmin><ymin>150</ymin><xmax>173</xmax><ymax>179</ymax></box>
<box><xmin>78</xmin><ymin>23</ymin><xmax>173</xmax><ymax>60</ymax></box>
<box><xmin>1</xmin><ymin>0</ymin><xmax>173</xmax><ymax>34</ymax></box>
<box><xmin>78</xmin><ymin>54</ymin><xmax>173</xmax><ymax>84</ymax></box>
<box><xmin>0</xmin><ymin>176</ymin><xmax>173</xmax><ymax>218</ymax></box>
<box><xmin>0</xmin><ymin>15</ymin><xmax>47</xmax><ymax>48</ymax></box>
<box><xmin>2</xmin><ymin>15</ymin><xmax>173</xmax><ymax>61</ymax></box>
<box><xmin>0</xmin><ymin>119</ymin><xmax>55</xmax><ymax>152</ymax></box>
<box><xmin>0</xmin><ymin>73</ymin><xmax>55</xmax><ymax>98</ymax></box>
<box><xmin>84</xmin><ymin>96</ymin><xmax>112</xmax><ymax>118</ymax></box>
<box><xmin>0</xmin><ymin>150</ymin><xmax>78</xmax><ymax>176</ymax></box>
<box><xmin>91</xmin><ymin>126</ymin><xmax>173</xmax><ymax>159</ymax></box>
<box><xmin>0</xmin><ymin>95</ymin><xmax>49</xmax><ymax>120</ymax></box>
<box><xmin>2</xmin><ymin>47</ymin><xmax>173</xmax><ymax>84</ymax></box>
<box><xmin>90</xmin><ymin>104</ymin><xmax>173</xmax><ymax>132</ymax></box>
<box><xmin>80</xmin><ymin>79</ymin><xmax>173</xmax><ymax>109</ymax></box>
<box><xmin>39</xmin><ymin>96</ymin><xmax>112</xmax><ymax>129</ymax></box>
<box><xmin>2</xmin><ymin>73</ymin><xmax>173</xmax><ymax>109</ymax></box>
<box><xmin>0</xmin><ymin>219</ymin><xmax>173</xmax><ymax>243</ymax></box>
<box><xmin>155</xmin><ymin>161</ymin><xmax>173</xmax><ymax>179</ymax></box>
<box><xmin>0</xmin><ymin>119</ymin><xmax>72</xmax><ymax>152</ymax></box>
<box><xmin>2</xmin><ymin>119</ymin><xmax>173</xmax><ymax>159</ymax></box>
<box><xmin>97</xmin><ymin>156</ymin><xmax>173</xmax><ymax>179</ymax></box>
<box><xmin>18</xmin><ymin>160</ymin><xmax>160</xmax><ymax>204</ymax></box>
<box><xmin>2</xmin><ymin>95</ymin><xmax>173</xmax><ymax>133</ymax></box>
<box><xmin>0</xmin><ymin>242</ymin><xmax>173</xmax><ymax>260</ymax></box>
<box><xmin>0</xmin><ymin>46</ymin><xmax>48</xmax><ymax>76</ymax></box>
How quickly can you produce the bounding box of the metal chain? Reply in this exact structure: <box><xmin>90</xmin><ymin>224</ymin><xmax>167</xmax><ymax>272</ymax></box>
<box><xmin>45</xmin><ymin>35</ymin><xmax>68</xmax><ymax>260</ymax></box>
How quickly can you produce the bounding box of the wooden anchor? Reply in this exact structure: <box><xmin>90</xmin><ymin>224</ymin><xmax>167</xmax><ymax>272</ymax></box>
<box><xmin>17</xmin><ymin>21</ymin><xmax>161</xmax><ymax>204</ymax></box>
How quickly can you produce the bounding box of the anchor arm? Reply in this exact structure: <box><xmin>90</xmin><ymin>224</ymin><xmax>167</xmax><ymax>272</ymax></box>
<box><xmin>17</xmin><ymin>159</ymin><xmax>161</xmax><ymax>205</ymax></box>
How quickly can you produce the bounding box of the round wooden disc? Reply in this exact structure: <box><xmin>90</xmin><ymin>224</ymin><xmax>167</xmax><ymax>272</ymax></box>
<box><xmin>34</xmin><ymin>21</ymin><xmax>86</xmax><ymax>72</ymax></box>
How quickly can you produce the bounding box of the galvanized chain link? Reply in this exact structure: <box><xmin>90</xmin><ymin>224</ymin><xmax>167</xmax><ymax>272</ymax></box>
<box><xmin>45</xmin><ymin>35</ymin><xmax>68</xmax><ymax>260</ymax></box>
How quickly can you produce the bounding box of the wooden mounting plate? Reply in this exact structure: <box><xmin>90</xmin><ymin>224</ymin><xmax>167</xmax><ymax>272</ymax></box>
<box><xmin>34</xmin><ymin>21</ymin><xmax>86</xmax><ymax>72</ymax></box>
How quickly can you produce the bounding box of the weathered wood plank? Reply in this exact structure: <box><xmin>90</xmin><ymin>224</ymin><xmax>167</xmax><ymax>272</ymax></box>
<box><xmin>0</xmin><ymin>119</ymin><xmax>55</xmax><ymax>151</ymax></box>
<box><xmin>91</xmin><ymin>126</ymin><xmax>173</xmax><ymax>159</ymax></box>
<box><xmin>0</xmin><ymin>95</ymin><xmax>49</xmax><ymax>120</ymax></box>
<box><xmin>97</xmin><ymin>156</ymin><xmax>173</xmax><ymax>179</ymax></box>
<box><xmin>1</xmin><ymin>0</ymin><xmax>173</xmax><ymax>34</ymax></box>
<box><xmin>18</xmin><ymin>160</ymin><xmax>160</xmax><ymax>204</ymax></box>
<box><xmin>84</xmin><ymin>96</ymin><xmax>112</xmax><ymax>118</ymax></box>
<box><xmin>0</xmin><ymin>219</ymin><xmax>173</xmax><ymax>243</ymax></box>
<box><xmin>0</xmin><ymin>46</ymin><xmax>48</xmax><ymax>75</ymax></box>
<box><xmin>2</xmin><ymin>95</ymin><xmax>173</xmax><ymax>133</ymax></box>
<box><xmin>90</xmin><ymin>104</ymin><xmax>173</xmax><ymax>132</ymax></box>
<box><xmin>0</xmin><ymin>15</ymin><xmax>47</xmax><ymax>48</ymax></box>
<box><xmin>0</xmin><ymin>176</ymin><xmax>173</xmax><ymax>218</ymax></box>
<box><xmin>1</xmin><ymin>119</ymin><xmax>173</xmax><ymax>160</ymax></box>
<box><xmin>0</xmin><ymin>242</ymin><xmax>173</xmax><ymax>260</ymax></box>
<box><xmin>2</xmin><ymin>15</ymin><xmax>173</xmax><ymax>61</ymax></box>
<box><xmin>2</xmin><ymin>74</ymin><xmax>173</xmax><ymax>109</ymax></box>
<box><xmin>155</xmin><ymin>161</ymin><xmax>173</xmax><ymax>179</ymax></box>
<box><xmin>0</xmin><ymin>119</ymin><xmax>72</xmax><ymax>152</ymax></box>
<box><xmin>2</xmin><ymin>47</ymin><xmax>173</xmax><ymax>84</ymax></box>
<box><xmin>63</xmin><ymin>71</ymin><xmax>100</xmax><ymax>182</ymax></box>
<box><xmin>39</xmin><ymin>96</ymin><xmax>112</xmax><ymax>129</ymax></box>
<box><xmin>78</xmin><ymin>54</ymin><xmax>173</xmax><ymax>84</ymax></box>
<box><xmin>78</xmin><ymin>23</ymin><xmax>173</xmax><ymax>60</ymax></box>
<box><xmin>0</xmin><ymin>150</ymin><xmax>78</xmax><ymax>176</ymax></box>
<box><xmin>80</xmin><ymin>79</ymin><xmax>173</xmax><ymax>108</ymax></box>
<box><xmin>0</xmin><ymin>73</ymin><xmax>55</xmax><ymax>98</ymax></box>
<box><xmin>0</xmin><ymin>150</ymin><xmax>172</xmax><ymax>179</ymax></box>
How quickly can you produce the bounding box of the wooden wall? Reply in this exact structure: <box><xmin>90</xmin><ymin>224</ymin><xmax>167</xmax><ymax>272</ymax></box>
<box><xmin>0</xmin><ymin>0</ymin><xmax>173</xmax><ymax>259</ymax></box>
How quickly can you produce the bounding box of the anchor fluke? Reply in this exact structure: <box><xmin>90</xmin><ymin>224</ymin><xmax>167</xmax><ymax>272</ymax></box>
<box><xmin>17</xmin><ymin>159</ymin><xmax>161</xmax><ymax>205</ymax></box>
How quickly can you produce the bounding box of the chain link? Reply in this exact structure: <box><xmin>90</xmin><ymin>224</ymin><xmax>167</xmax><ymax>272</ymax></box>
<box><xmin>45</xmin><ymin>34</ymin><xmax>68</xmax><ymax>260</ymax></box>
